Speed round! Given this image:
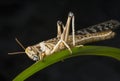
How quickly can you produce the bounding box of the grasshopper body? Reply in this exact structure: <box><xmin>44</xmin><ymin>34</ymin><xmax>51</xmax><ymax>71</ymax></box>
<box><xmin>9</xmin><ymin>12</ymin><xmax>120</xmax><ymax>61</ymax></box>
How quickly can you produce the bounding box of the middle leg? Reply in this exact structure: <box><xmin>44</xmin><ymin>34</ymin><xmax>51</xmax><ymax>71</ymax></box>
<box><xmin>51</xmin><ymin>12</ymin><xmax>75</xmax><ymax>54</ymax></box>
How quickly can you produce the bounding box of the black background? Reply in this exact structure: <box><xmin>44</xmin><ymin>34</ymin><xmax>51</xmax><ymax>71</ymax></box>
<box><xmin>1</xmin><ymin>0</ymin><xmax>120</xmax><ymax>81</ymax></box>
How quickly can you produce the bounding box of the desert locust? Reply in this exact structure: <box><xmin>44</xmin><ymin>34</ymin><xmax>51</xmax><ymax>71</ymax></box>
<box><xmin>9</xmin><ymin>12</ymin><xmax>120</xmax><ymax>61</ymax></box>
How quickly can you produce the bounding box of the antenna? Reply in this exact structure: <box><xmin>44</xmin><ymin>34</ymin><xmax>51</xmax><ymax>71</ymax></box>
<box><xmin>15</xmin><ymin>38</ymin><xmax>25</xmax><ymax>50</ymax></box>
<box><xmin>8</xmin><ymin>38</ymin><xmax>26</xmax><ymax>55</ymax></box>
<box><xmin>8</xmin><ymin>52</ymin><xmax>25</xmax><ymax>55</ymax></box>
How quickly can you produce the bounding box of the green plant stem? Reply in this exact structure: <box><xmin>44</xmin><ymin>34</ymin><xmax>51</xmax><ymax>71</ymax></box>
<box><xmin>13</xmin><ymin>46</ymin><xmax>120</xmax><ymax>81</ymax></box>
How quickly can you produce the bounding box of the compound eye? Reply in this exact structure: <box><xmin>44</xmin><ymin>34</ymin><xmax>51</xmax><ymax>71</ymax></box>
<box><xmin>27</xmin><ymin>47</ymin><xmax>32</xmax><ymax>51</ymax></box>
<box><xmin>33</xmin><ymin>55</ymin><xmax>39</xmax><ymax>61</ymax></box>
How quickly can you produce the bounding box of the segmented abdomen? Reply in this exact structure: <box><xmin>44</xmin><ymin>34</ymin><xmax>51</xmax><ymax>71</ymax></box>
<box><xmin>76</xmin><ymin>20</ymin><xmax>120</xmax><ymax>35</ymax></box>
<box><xmin>75</xmin><ymin>30</ymin><xmax>115</xmax><ymax>45</ymax></box>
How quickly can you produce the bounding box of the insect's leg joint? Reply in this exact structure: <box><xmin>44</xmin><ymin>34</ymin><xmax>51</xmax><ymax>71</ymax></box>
<box><xmin>68</xmin><ymin>12</ymin><xmax>74</xmax><ymax>17</ymax></box>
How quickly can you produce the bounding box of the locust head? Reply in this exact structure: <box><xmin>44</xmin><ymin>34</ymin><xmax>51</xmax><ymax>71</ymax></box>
<box><xmin>8</xmin><ymin>38</ymin><xmax>51</xmax><ymax>61</ymax></box>
<box><xmin>25</xmin><ymin>42</ymin><xmax>51</xmax><ymax>61</ymax></box>
<box><xmin>25</xmin><ymin>46</ymin><xmax>40</xmax><ymax>61</ymax></box>
<box><xmin>8</xmin><ymin>38</ymin><xmax>45</xmax><ymax>61</ymax></box>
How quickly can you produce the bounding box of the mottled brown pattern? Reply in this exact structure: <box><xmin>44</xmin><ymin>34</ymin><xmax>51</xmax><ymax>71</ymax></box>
<box><xmin>44</xmin><ymin>30</ymin><xmax>115</xmax><ymax>48</ymax></box>
<box><xmin>76</xmin><ymin>20</ymin><xmax>120</xmax><ymax>35</ymax></box>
